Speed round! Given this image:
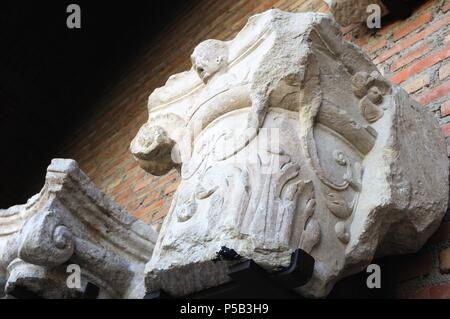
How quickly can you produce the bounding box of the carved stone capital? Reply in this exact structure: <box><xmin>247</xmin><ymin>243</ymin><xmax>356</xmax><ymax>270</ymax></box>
<box><xmin>324</xmin><ymin>0</ymin><xmax>389</xmax><ymax>27</ymax></box>
<box><xmin>0</xmin><ymin>159</ymin><xmax>158</xmax><ymax>298</ymax></box>
<box><xmin>132</xmin><ymin>9</ymin><xmax>448</xmax><ymax>298</ymax></box>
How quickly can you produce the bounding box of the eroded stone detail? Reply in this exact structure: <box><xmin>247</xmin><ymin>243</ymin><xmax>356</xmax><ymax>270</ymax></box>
<box><xmin>324</xmin><ymin>0</ymin><xmax>389</xmax><ymax>27</ymax></box>
<box><xmin>0</xmin><ymin>159</ymin><xmax>158</xmax><ymax>299</ymax></box>
<box><xmin>132</xmin><ymin>9</ymin><xmax>448</xmax><ymax>298</ymax></box>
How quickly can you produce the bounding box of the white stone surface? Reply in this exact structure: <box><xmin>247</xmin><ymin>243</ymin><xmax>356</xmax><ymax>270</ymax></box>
<box><xmin>0</xmin><ymin>159</ymin><xmax>158</xmax><ymax>299</ymax></box>
<box><xmin>132</xmin><ymin>9</ymin><xmax>448</xmax><ymax>298</ymax></box>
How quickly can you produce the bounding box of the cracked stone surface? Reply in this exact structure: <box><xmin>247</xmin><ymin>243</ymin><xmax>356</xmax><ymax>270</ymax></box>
<box><xmin>131</xmin><ymin>9</ymin><xmax>448</xmax><ymax>298</ymax></box>
<box><xmin>323</xmin><ymin>0</ymin><xmax>389</xmax><ymax>27</ymax></box>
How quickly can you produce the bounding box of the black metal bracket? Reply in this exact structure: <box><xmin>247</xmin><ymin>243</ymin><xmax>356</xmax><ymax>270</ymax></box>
<box><xmin>213</xmin><ymin>246</ymin><xmax>242</xmax><ymax>262</ymax></box>
<box><xmin>144</xmin><ymin>248</ymin><xmax>315</xmax><ymax>299</ymax></box>
<box><xmin>272</xmin><ymin>249</ymin><xmax>315</xmax><ymax>289</ymax></box>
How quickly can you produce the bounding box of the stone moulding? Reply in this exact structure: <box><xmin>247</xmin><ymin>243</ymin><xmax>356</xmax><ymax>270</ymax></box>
<box><xmin>0</xmin><ymin>159</ymin><xmax>158</xmax><ymax>299</ymax></box>
<box><xmin>132</xmin><ymin>9</ymin><xmax>448</xmax><ymax>298</ymax></box>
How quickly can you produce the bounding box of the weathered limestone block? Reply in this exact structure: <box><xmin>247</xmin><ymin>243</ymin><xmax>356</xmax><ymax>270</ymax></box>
<box><xmin>0</xmin><ymin>159</ymin><xmax>158</xmax><ymax>299</ymax></box>
<box><xmin>323</xmin><ymin>0</ymin><xmax>389</xmax><ymax>27</ymax></box>
<box><xmin>131</xmin><ymin>9</ymin><xmax>448</xmax><ymax>298</ymax></box>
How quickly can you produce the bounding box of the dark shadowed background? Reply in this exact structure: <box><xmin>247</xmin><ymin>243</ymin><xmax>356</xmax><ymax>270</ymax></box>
<box><xmin>0</xmin><ymin>0</ymin><xmax>192</xmax><ymax>207</ymax></box>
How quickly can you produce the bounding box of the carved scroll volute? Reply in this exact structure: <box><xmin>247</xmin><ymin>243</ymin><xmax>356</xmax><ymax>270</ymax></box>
<box><xmin>352</xmin><ymin>71</ymin><xmax>391</xmax><ymax>124</ymax></box>
<box><xmin>131</xmin><ymin>121</ymin><xmax>178</xmax><ymax>176</ymax></box>
<box><xmin>18</xmin><ymin>208</ymin><xmax>74</xmax><ymax>268</ymax></box>
<box><xmin>1</xmin><ymin>159</ymin><xmax>157</xmax><ymax>298</ymax></box>
<box><xmin>131</xmin><ymin>67</ymin><xmax>203</xmax><ymax>177</ymax></box>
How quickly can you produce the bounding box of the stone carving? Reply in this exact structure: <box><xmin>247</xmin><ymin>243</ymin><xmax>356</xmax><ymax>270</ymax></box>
<box><xmin>323</xmin><ymin>0</ymin><xmax>389</xmax><ymax>27</ymax></box>
<box><xmin>352</xmin><ymin>71</ymin><xmax>390</xmax><ymax>123</ymax></box>
<box><xmin>0</xmin><ymin>159</ymin><xmax>158</xmax><ymax>299</ymax></box>
<box><xmin>131</xmin><ymin>9</ymin><xmax>448</xmax><ymax>298</ymax></box>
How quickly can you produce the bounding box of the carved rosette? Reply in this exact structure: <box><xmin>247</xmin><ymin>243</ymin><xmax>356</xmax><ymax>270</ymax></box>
<box><xmin>0</xmin><ymin>159</ymin><xmax>158</xmax><ymax>299</ymax></box>
<box><xmin>132</xmin><ymin>9</ymin><xmax>448</xmax><ymax>298</ymax></box>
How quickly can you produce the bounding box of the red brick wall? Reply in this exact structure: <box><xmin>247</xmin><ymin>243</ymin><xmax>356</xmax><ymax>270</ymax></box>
<box><xmin>62</xmin><ymin>0</ymin><xmax>450</xmax><ymax>298</ymax></box>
